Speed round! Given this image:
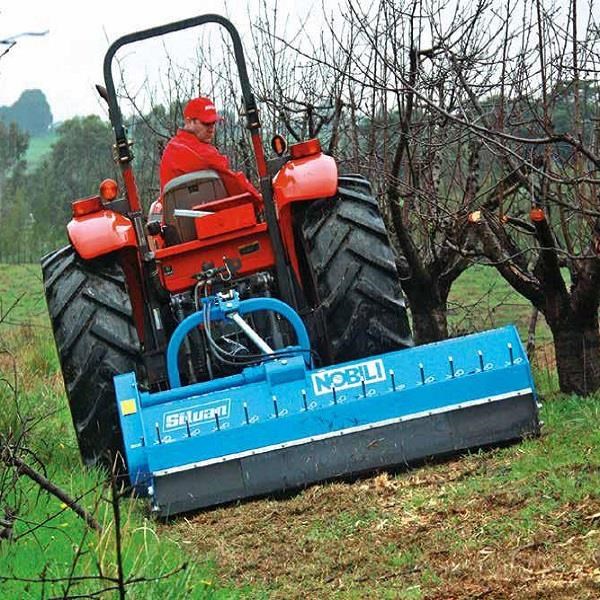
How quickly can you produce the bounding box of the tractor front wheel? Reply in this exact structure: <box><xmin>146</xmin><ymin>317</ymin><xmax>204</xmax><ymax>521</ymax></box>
<box><xmin>42</xmin><ymin>246</ymin><xmax>144</xmax><ymax>473</ymax></box>
<box><xmin>298</xmin><ymin>175</ymin><xmax>413</xmax><ymax>364</ymax></box>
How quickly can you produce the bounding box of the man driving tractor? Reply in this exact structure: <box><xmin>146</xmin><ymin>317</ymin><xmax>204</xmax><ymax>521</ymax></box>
<box><xmin>159</xmin><ymin>96</ymin><xmax>260</xmax><ymax>199</ymax></box>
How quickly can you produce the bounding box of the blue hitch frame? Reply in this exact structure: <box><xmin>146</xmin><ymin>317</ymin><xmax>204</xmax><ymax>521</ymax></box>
<box><xmin>166</xmin><ymin>292</ymin><xmax>312</xmax><ymax>388</ymax></box>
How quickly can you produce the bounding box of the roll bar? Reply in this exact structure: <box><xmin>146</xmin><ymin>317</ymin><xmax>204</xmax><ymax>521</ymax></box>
<box><xmin>103</xmin><ymin>14</ymin><xmax>261</xmax><ymax>164</ymax></box>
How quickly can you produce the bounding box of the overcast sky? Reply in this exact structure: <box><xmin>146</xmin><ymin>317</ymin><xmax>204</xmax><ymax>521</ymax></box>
<box><xmin>0</xmin><ymin>0</ymin><xmax>326</xmax><ymax>122</ymax></box>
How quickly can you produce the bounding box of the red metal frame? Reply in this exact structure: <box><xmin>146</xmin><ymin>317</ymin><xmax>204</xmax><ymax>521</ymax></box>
<box><xmin>272</xmin><ymin>152</ymin><xmax>338</xmax><ymax>277</ymax></box>
<box><xmin>118</xmin><ymin>248</ymin><xmax>147</xmax><ymax>342</ymax></box>
<box><xmin>155</xmin><ymin>226</ymin><xmax>275</xmax><ymax>293</ymax></box>
<box><xmin>144</xmin><ymin>151</ymin><xmax>337</xmax><ymax>292</ymax></box>
<box><xmin>121</xmin><ymin>166</ymin><xmax>142</xmax><ymax>212</ymax></box>
<box><xmin>67</xmin><ymin>208</ymin><xmax>137</xmax><ymax>260</ymax></box>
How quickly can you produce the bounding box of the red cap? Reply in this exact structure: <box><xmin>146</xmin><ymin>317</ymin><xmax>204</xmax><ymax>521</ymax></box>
<box><xmin>183</xmin><ymin>97</ymin><xmax>220</xmax><ymax>123</ymax></box>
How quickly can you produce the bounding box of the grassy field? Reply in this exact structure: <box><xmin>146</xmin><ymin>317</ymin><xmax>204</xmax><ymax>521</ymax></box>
<box><xmin>448</xmin><ymin>265</ymin><xmax>554</xmax><ymax>344</ymax></box>
<box><xmin>178</xmin><ymin>396</ymin><xmax>598</xmax><ymax>598</ymax></box>
<box><xmin>24</xmin><ymin>132</ymin><xmax>58</xmax><ymax>169</ymax></box>
<box><xmin>0</xmin><ymin>263</ymin><xmax>598</xmax><ymax>598</ymax></box>
<box><xmin>0</xmin><ymin>265</ymin><xmax>247</xmax><ymax>598</ymax></box>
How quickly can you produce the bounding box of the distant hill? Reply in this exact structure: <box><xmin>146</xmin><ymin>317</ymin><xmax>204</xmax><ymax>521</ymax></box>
<box><xmin>0</xmin><ymin>89</ymin><xmax>53</xmax><ymax>136</ymax></box>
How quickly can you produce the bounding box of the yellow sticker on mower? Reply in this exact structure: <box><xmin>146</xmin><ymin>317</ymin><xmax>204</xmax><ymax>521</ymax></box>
<box><xmin>120</xmin><ymin>399</ymin><xmax>137</xmax><ymax>416</ymax></box>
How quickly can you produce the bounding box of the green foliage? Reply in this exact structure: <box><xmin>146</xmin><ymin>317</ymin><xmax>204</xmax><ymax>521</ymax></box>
<box><xmin>0</xmin><ymin>116</ymin><xmax>117</xmax><ymax>254</ymax></box>
<box><xmin>0</xmin><ymin>122</ymin><xmax>31</xmax><ymax>261</ymax></box>
<box><xmin>0</xmin><ymin>89</ymin><xmax>53</xmax><ymax>136</ymax></box>
<box><xmin>0</xmin><ymin>121</ymin><xmax>28</xmax><ymax>175</ymax></box>
<box><xmin>126</xmin><ymin>105</ymin><xmax>172</xmax><ymax>208</ymax></box>
<box><xmin>37</xmin><ymin>115</ymin><xmax>116</xmax><ymax>208</ymax></box>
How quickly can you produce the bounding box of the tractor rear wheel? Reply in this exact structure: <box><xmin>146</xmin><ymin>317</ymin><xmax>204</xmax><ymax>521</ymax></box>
<box><xmin>41</xmin><ymin>246</ymin><xmax>144</xmax><ymax>472</ymax></box>
<box><xmin>298</xmin><ymin>175</ymin><xmax>412</xmax><ymax>364</ymax></box>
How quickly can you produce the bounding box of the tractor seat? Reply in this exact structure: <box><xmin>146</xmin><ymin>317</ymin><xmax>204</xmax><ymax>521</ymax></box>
<box><xmin>163</xmin><ymin>170</ymin><xmax>228</xmax><ymax>244</ymax></box>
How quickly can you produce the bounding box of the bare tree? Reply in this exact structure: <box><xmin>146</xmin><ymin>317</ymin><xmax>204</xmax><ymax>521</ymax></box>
<box><xmin>293</xmin><ymin>0</ymin><xmax>600</xmax><ymax>394</ymax></box>
<box><xmin>249</xmin><ymin>0</ymin><xmax>350</xmax><ymax>152</ymax></box>
<box><xmin>441</xmin><ymin>0</ymin><xmax>600</xmax><ymax>394</ymax></box>
<box><xmin>302</xmin><ymin>0</ymin><xmax>511</xmax><ymax>343</ymax></box>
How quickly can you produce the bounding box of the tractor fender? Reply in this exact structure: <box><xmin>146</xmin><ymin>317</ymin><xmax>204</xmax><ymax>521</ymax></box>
<box><xmin>67</xmin><ymin>209</ymin><xmax>137</xmax><ymax>260</ymax></box>
<box><xmin>272</xmin><ymin>152</ymin><xmax>338</xmax><ymax>280</ymax></box>
<box><xmin>272</xmin><ymin>152</ymin><xmax>338</xmax><ymax>207</ymax></box>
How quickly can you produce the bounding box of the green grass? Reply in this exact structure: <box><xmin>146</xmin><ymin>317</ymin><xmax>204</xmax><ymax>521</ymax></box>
<box><xmin>437</xmin><ymin>395</ymin><xmax>600</xmax><ymax>540</ymax></box>
<box><xmin>1</xmin><ymin>262</ymin><xmax>598</xmax><ymax>599</ymax></box>
<box><xmin>448</xmin><ymin>265</ymin><xmax>553</xmax><ymax>344</ymax></box>
<box><xmin>0</xmin><ymin>264</ymin><xmax>255</xmax><ymax>598</ymax></box>
<box><xmin>24</xmin><ymin>132</ymin><xmax>57</xmax><ymax>169</ymax></box>
<box><xmin>306</xmin><ymin>508</ymin><xmax>380</xmax><ymax>542</ymax></box>
<box><xmin>0</xmin><ymin>264</ymin><xmax>48</xmax><ymax>326</ymax></box>
<box><xmin>386</xmin><ymin>544</ymin><xmax>423</xmax><ymax>570</ymax></box>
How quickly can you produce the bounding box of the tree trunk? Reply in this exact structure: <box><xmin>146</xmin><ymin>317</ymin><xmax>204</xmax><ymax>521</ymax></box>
<box><xmin>549</xmin><ymin>317</ymin><xmax>600</xmax><ymax>395</ymax></box>
<box><xmin>408</xmin><ymin>300</ymin><xmax>448</xmax><ymax>345</ymax></box>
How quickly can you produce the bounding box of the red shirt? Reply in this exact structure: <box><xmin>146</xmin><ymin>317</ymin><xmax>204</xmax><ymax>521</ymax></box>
<box><xmin>159</xmin><ymin>129</ymin><xmax>260</xmax><ymax>200</ymax></box>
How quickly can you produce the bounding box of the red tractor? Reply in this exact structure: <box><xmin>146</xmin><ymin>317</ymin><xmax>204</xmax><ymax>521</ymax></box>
<box><xmin>42</xmin><ymin>15</ymin><xmax>412</xmax><ymax>473</ymax></box>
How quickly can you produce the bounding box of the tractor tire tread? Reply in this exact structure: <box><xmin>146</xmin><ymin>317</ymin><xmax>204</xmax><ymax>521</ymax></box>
<box><xmin>299</xmin><ymin>177</ymin><xmax>412</xmax><ymax>363</ymax></box>
<box><xmin>337</xmin><ymin>185</ymin><xmax>379</xmax><ymax>208</ymax></box>
<box><xmin>42</xmin><ymin>245</ymin><xmax>143</xmax><ymax>471</ymax></box>
<box><xmin>41</xmin><ymin>247</ymin><xmax>77</xmax><ymax>289</ymax></box>
<box><xmin>338</xmin><ymin>205</ymin><xmax>388</xmax><ymax>237</ymax></box>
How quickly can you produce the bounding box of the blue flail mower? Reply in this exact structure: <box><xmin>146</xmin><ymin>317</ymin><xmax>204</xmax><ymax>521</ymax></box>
<box><xmin>114</xmin><ymin>295</ymin><xmax>540</xmax><ymax>517</ymax></box>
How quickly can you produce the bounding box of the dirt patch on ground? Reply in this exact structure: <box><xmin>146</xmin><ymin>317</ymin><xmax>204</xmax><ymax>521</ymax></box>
<box><xmin>169</xmin><ymin>453</ymin><xmax>599</xmax><ymax>598</ymax></box>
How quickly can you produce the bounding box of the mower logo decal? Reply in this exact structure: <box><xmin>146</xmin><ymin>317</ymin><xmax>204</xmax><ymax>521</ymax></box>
<box><xmin>163</xmin><ymin>398</ymin><xmax>231</xmax><ymax>432</ymax></box>
<box><xmin>311</xmin><ymin>359</ymin><xmax>386</xmax><ymax>395</ymax></box>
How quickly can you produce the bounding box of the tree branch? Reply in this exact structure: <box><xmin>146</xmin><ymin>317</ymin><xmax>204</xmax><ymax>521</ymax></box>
<box><xmin>1</xmin><ymin>449</ymin><xmax>102</xmax><ymax>533</ymax></box>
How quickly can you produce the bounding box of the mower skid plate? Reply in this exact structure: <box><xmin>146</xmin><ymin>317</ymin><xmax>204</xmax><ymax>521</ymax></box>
<box><xmin>114</xmin><ymin>325</ymin><xmax>540</xmax><ymax>517</ymax></box>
